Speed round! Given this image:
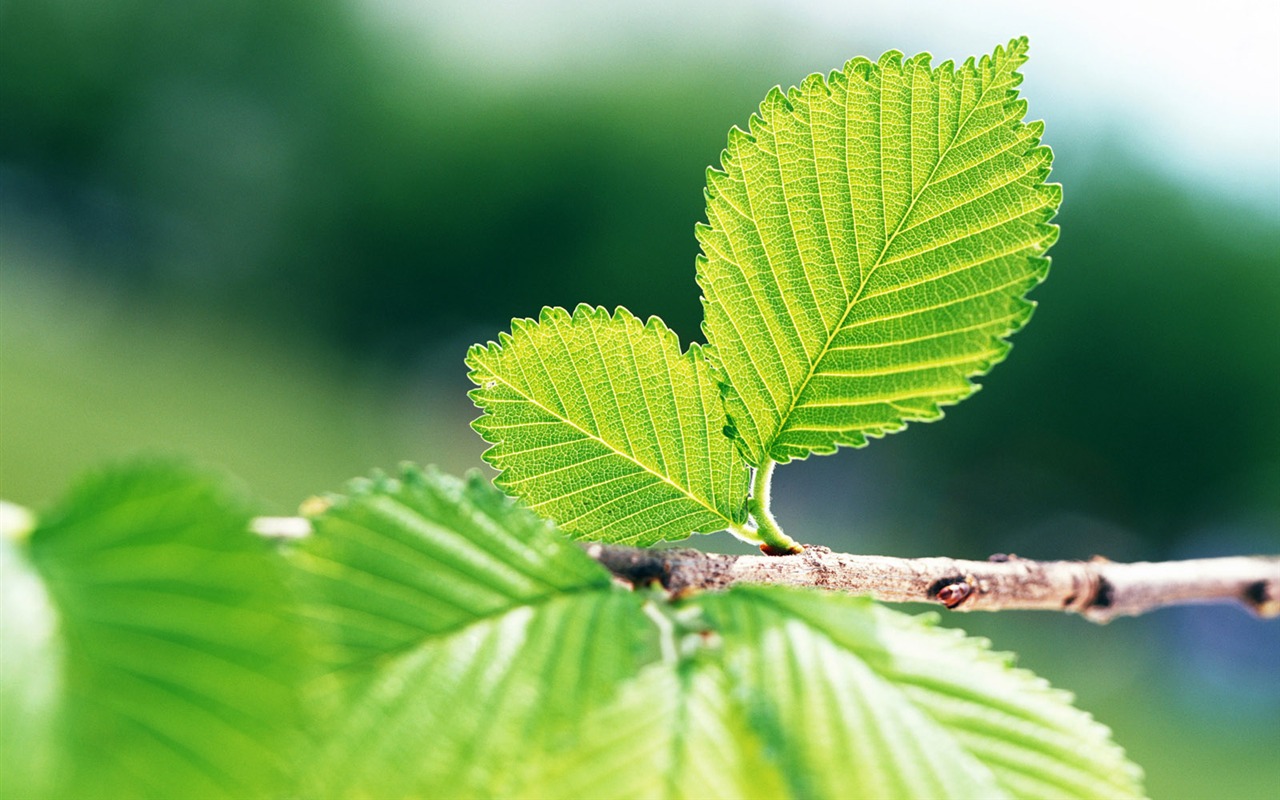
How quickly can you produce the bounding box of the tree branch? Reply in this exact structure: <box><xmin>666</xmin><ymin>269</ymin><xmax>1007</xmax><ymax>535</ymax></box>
<box><xmin>250</xmin><ymin>516</ymin><xmax>1279</xmax><ymax>623</ymax></box>
<box><xmin>585</xmin><ymin>544</ymin><xmax>1280</xmax><ymax>623</ymax></box>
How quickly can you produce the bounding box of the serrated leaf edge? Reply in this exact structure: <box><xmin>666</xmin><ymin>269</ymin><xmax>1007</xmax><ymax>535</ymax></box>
<box><xmin>696</xmin><ymin>36</ymin><xmax>1060</xmax><ymax>465</ymax></box>
<box><xmin>466</xmin><ymin>303</ymin><xmax>746</xmax><ymax>541</ymax></box>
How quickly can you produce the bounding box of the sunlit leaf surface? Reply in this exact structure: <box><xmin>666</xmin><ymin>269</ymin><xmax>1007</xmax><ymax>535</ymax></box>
<box><xmin>1</xmin><ymin>464</ymin><xmax>305</xmax><ymax>800</ymax></box>
<box><xmin>295</xmin><ymin>467</ymin><xmax>1142</xmax><ymax>799</ymax></box>
<box><xmin>291</xmin><ymin>466</ymin><xmax>661</xmax><ymax>797</ymax></box>
<box><xmin>704</xmin><ymin>587</ymin><xmax>1144</xmax><ymax>799</ymax></box>
<box><xmin>698</xmin><ymin>37</ymin><xmax>1060</xmax><ymax>464</ymax></box>
<box><xmin>468</xmin><ymin>305</ymin><xmax>748</xmax><ymax>545</ymax></box>
<box><xmin>521</xmin><ymin>586</ymin><xmax>1145</xmax><ymax>800</ymax></box>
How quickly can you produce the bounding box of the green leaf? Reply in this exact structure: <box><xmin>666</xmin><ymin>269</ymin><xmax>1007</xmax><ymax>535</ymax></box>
<box><xmin>2</xmin><ymin>463</ymin><xmax>305</xmax><ymax>800</ymax></box>
<box><xmin>291</xmin><ymin>465</ymin><xmax>663</xmax><ymax>798</ymax></box>
<box><xmin>704</xmin><ymin>587</ymin><xmax>1144</xmax><ymax>799</ymax></box>
<box><xmin>519</xmin><ymin>657</ymin><xmax>791</xmax><ymax>800</ymax></box>
<box><xmin>698</xmin><ymin>38</ymin><xmax>1060</xmax><ymax>465</ymax></box>
<box><xmin>288</xmin><ymin>465</ymin><xmax>615</xmax><ymax>679</ymax></box>
<box><xmin>521</xmin><ymin>586</ymin><xmax>1144</xmax><ymax>800</ymax></box>
<box><xmin>467</xmin><ymin>304</ymin><xmax>749</xmax><ymax>545</ymax></box>
<box><xmin>289</xmin><ymin>467</ymin><xmax>1142</xmax><ymax>799</ymax></box>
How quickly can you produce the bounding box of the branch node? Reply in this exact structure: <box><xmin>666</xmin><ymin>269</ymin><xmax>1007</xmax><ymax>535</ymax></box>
<box><xmin>936</xmin><ymin>581</ymin><xmax>973</xmax><ymax>609</ymax></box>
<box><xmin>1091</xmin><ymin>575</ymin><xmax>1116</xmax><ymax>610</ymax></box>
<box><xmin>1244</xmin><ymin>580</ymin><xmax>1280</xmax><ymax>618</ymax></box>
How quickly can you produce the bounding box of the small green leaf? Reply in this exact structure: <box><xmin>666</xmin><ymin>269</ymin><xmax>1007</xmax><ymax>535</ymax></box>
<box><xmin>292</xmin><ymin>465</ymin><xmax>663</xmax><ymax>798</ymax></box>
<box><xmin>2</xmin><ymin>462</ymin><xmax>306</xmax><ymax>800</ymax></box>
<box><xmin>698</xmin><ymin>38</ymin><xmax>1060</xmax><ymax>465</ymax></box>
<box><xmin>468</xmin><ymin>305</ymin><xmax>749</xmax><ymax>545</ymax></box>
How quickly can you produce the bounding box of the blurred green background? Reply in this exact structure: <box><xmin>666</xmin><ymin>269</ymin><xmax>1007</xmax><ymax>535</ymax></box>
<box><xmin>1</xmin><ymin>1</ymin><xmax>1277</xmax><ymax>796</ymax></box>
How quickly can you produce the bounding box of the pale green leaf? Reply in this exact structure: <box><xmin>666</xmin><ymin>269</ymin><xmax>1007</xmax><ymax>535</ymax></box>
<box><xmin>698</xmin><ymin>38</ymin><xmax>1061</xmax><ymax>464</ymax></box>
<box><xmin>292</xmin><ymin>465</ymin><xmax>663</xmax><ymax>798</ymax></box>
<box><xmin>518</xmin><ymin>585</ymin><xmax>1143</xmax><ymax>800</ymax></box>
<box><xmin>518</xmin><ymin>659</ymin><xmax>790</xmax><ymax>800</ymax></box>
<box><xmin>290</xmin><ymin>467</ymin><xmax>1142</xmax><ymax>799</ymax></box>
<box><xmin>467</xmin><ymin>304</ymin><xmax>749</xmax><ymax>545</ymax></box>
<box><xmin>2</xmin><ymin>463</ymin><xmax>306</xmax><ymax>800</ymax></box>
<box><xmin>288</xmin><ymin>465</ymin><xmax>612</xmax><ymax>680</ymax></box>
<box><xmin>704</xmin><ymin>587</ymin><xmax>1145</xmax><ymax>799</ymax></box>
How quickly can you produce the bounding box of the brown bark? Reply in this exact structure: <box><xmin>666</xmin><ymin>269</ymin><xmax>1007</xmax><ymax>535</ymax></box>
<box><xmin>250</xmin><ymin>515</ymin><xmax>1279</xmax><ymax>623</ymax></box>
<box><xmin>586</xmin><ymin>545</ymin><xmax>1280</xmax><ymax>623</ymax></box>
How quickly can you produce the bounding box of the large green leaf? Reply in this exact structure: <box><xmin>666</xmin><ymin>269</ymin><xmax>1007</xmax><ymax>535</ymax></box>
<box><xmin>706</xmin><ymin>587</ymin><xmax>1143</xmax><ymax>799</ymax></box>
<box><xmin>519</xmin><ymin>586</ymin><xmax>1145</xmax><ymax>800</ymax></box>
<box><xmin>291</xmin><ymin>465</ymin><xmax>663</xmax><ymax>798</ymax></box>
<box><xmin>287</xmin><ymin>466</ymin><xmax>1142</xmax><ymax>799</ymax></box>
<box><xmin>1</xmin><ymin>463</ymin><xmax>305</xmax><ymax>800</ymax></box>
<box><xmin>467</xmin><ymin>304</ymin><xmax>749</xmax><ymax>545</ymax></box>
<box><xmin>698</xmin><ymin>38</ymin><xmax>1060</xmax><ymax>465</ymax></box>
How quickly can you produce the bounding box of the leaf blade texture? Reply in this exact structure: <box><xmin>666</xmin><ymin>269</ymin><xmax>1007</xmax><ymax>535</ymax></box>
<box><xmin>519</xmin><ymin>660</ymin><xmax>790</xmax><ymax>800</ymax></box>
<box><xmin>517</xmin><ymin>586</ymin><xmax>1144</xmax><ymax>799</ymax></box>
<box><xmin>289</xmin><ymin>465</ymin><xmax>615</xmax><ymax>678</ymax></box>
<box><xmin>2</xmin><ymin>462</ymin><xmax>306</xmax><ymax>800</ymax></box>
<box><xmin>702</xmin><ymin>587</ymin><xmax>1145</xmax><ymax>799</ymax></box>
<box><xmin>291</xmin><ymin>466</ymin><xmax>660</xmax><ymax>798</ymax></box>
<box><xmin>291</xmin><ymin>466</ymin><xmax>1144</xmax><ymax>800</ymax></box>
<box><xmin>467</xmin><ymin>304</ymin><xmax>749</xmax><ymax>545</ymax></box>
<box><xmin>698</xmin><ymin>38</ymin><xmax>1060</xmax><ymax>464</ymax></box>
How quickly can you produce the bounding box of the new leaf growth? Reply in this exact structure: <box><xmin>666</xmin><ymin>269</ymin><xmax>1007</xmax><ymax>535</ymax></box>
<box><xmin>468</xmin><ymin>37</ymin><xmax>1061</xmax><ymax>553</ymax></box>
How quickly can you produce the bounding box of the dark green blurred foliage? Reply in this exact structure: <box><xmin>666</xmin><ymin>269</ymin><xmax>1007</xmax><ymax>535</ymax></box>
<box><xmin>904</xmin><ymin>160</ymin><xmax>1280</xmax><ymax>553</ymax></box>
<box><xmin>1</xmin><ymin>0</ymin><xmax>768</xmax><ymax>356</ymax></box>
<box><xmin>3</xmin><ymin>0</ymin><xmax>1276</xmax><ymax>552</ymax></box>
<box><xmin>1</xmin><ymin>0</ymin><xmax>372</xmax><ymax>288</ymax></box>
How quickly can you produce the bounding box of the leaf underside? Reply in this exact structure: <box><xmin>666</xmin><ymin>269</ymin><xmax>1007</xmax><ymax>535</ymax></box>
<box><xmin>698</xmin><ymin>37</ymin><xmax>1061</xmax><ymax>465</ymax></box>
<box><xmin>467</xmin><ymin>305</ymin><xmax>748</xmax><ymax>546</ymax></box>
<box><xmin>295</xmin><ymin>467</ymin><xmax>1144</xmax><ymax>800</ymax></box>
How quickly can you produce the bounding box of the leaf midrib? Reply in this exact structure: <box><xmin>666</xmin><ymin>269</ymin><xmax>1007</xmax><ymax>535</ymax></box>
<box><xmin>482</xmin><ymin>367</ymin><xmax>732</xmax><ymax>526</ymax></box>
<box><xmin>765</xmin><ymin>55</ymin><xmax>1020</xmax><ymax>458</ymax></box>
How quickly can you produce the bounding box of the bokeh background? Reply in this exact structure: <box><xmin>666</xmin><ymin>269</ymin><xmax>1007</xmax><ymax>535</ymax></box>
<box><xmin>2</xmin><ymin>1</ymin><xmax>1277</xmax><ymax>796</ymax></box>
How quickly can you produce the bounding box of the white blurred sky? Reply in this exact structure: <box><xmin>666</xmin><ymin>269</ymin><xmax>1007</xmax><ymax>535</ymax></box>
<box><xmin>367</xmin><ymin>0</ymin><xmax>1280</xmax><ymax>205</ymax></box>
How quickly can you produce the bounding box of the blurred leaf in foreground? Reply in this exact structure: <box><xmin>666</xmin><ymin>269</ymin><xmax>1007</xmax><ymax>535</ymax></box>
<box><xmin>0</xmin><ymin>463</ymin><xmax>306</xmax><ymax>800</ymax></box>
<box><xmin>526</xmin><ymin>587</ymin><xmax>1144</xmax><ymax>799</ymax></box>
<box><xmin>289</xmin><ymin>465</ymin><xmax>661</xmax><ymax>796</ymax></box>
<box><xmin>291</xmin><ymin>464</ymin><xmax>1144</xmax><ymax>799</ymax></box>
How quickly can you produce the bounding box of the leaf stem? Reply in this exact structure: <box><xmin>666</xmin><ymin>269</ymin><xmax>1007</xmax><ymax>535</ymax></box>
<box><xmin>726</xmin><ymin>523</ymin><xmax>764</xmax><ymax>546</ymax></box>
<box><xmin>748</xmin><ymin>460</ymin><xmax>803</xmax><ymax>554</ymax></box>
